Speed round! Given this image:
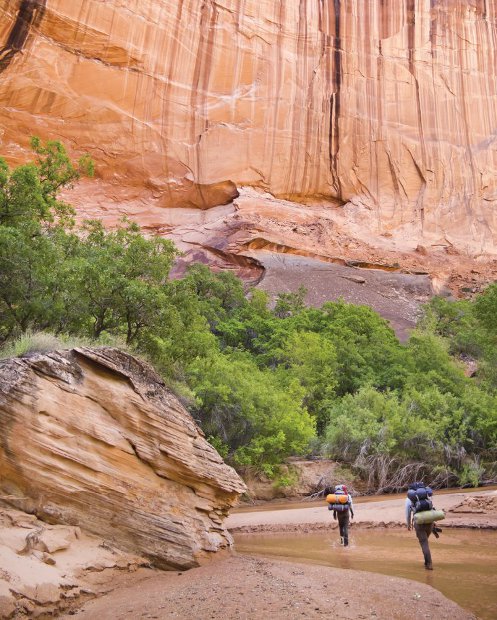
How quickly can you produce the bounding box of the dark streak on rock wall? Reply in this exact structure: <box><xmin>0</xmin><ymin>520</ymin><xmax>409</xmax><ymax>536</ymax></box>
<box><xmin>0</xmin><ymin>0</ymin><xmax>46</xmax><ymax>75</ymax></box>
<box><xmin>407</xmin><ymin>0</ymin><xmax>416</xmax><ymax>75</ymax></box>
<box><xmin>430</xmin><ymin>0</ymin><xmax>438</xmax><ymax>54</ymax></box>
<box><xmin>330</xmin><ymin>0</ymin><xmax>342</xmax><ymax>200</ymax></box>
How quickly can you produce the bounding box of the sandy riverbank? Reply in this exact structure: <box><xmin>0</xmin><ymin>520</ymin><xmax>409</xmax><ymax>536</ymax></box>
<box><xmin>226</xmin><ymin>488</ymin><xmax>497</xmax><ymax>533</ymax></box>
<box><xmin>65</xmin><ymin>554</ymin><xmax>475</xmax><ymax>620</ymax></box>
<box><xmin>62</xmin><ymin>490</ymin><xmax>497</xmax><ymax>619</ymax></box>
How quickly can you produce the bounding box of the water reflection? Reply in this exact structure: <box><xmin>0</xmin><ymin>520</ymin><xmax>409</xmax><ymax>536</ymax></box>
<box><xmin>235</xmin><ymin>528</ymin><xmax>497</xmax><ymax>619</ymax></box>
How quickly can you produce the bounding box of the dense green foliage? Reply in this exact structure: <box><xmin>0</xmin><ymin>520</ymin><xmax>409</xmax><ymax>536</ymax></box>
<box><xmin>1</xmin><ymin>139</ymin><xmax>496</xmax><ymax>486</ymax></box>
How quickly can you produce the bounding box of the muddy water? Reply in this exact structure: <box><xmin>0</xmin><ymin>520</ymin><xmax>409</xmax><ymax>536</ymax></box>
<box><xmin>234</xmin><ymin>529</ymin><xmax>497</xmax><ymax>619</ymax></box>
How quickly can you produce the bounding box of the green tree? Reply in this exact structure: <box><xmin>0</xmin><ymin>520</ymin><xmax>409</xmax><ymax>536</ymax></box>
<box><xmin>323</xmin><ymin>386</ymin><xmax>405</xmax><ymax>461</ymax></box>
<box><xmin>0</xmin><ymin>226</ymin><xmax>61</xmax><ymax>340</ymax></box>
<box><xmin>188</xmin><ymin>350</ymin><xmax>315</xmax><ymax>474</ymax></box>
<box><xmin>273</xmin><ymin>286</ymin><xmax>307</xmax><ymax>318</ymax></box>
<box><xmin>0</xmin><ymin>139</ymin><xmax>93</xmax><ymax>342</ymax></box>
<box><xmin>475</xmin><ymin>283</ymin><xmax>497</xmax><ymax>337</ymax></box>
<box><xmin>277</xmin><ymin>330</ymin><xmax>337</xmax><ymax>432</ymax></box>
<box><xmin>64</xmin><ymin>220</ymin><xmax>177</xmax><ymax>342</ymax></box>
<box><xmin>0</xmin><ymin>137</ymin><xmax>93</xmax><ymax>230</ymax></box>
<box><xmin>184</xmin><ymin>263</ymin><xmax>246</xmax><ymax>330</ymax></box>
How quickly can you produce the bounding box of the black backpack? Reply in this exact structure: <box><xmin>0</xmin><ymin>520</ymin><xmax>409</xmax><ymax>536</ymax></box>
<box><xmin>407</xmin><ymin>483</ymin><xmax>433</xmax><ymax>513</ymax></box>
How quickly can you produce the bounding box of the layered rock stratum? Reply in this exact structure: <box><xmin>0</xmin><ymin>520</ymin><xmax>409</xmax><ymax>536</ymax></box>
<box><xmin>1</xmin><ymin>0</ymin><xmax>497</xmax><ymax>312</ymax></box>
<box><xmin>0</xmin><ymin>348</ymin><xmax>246</xmax><ymax>572</ymax></box>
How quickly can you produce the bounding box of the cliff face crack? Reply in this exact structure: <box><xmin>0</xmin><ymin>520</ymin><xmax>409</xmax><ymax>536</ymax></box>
<box><xmin>0</xmin><ymin>0</ymin><xmax>46</xmax><ymax>75</ymax></box>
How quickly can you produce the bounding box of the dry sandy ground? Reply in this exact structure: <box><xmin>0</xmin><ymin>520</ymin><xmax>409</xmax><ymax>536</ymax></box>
<box><xmin>62</xmin><ymin>491</ymin><xmax>497</xmax><ymax>620</ymax></box>
<box><xmin>66</xmin><ymin>554</ymin><xmax>474</xmax><ymax>620</ymax></box>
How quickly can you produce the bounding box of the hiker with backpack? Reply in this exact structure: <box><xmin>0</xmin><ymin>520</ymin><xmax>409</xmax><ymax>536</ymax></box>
<box><xmin>405</xmin><ymin>482</ymin><xmax>444</xmax><ymax>570</ymax></box>
<box><xmin>326</xmin><ymin>484</ymin><xmax>354</xmax><ymax>547</ymax></box>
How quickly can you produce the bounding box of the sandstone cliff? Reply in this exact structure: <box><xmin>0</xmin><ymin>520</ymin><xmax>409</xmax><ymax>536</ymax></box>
<box><xmin>0</xmin><ymin>348</ymin><xmax>246</xmax><ymax>571</ymax></box>
<box><xmin>1</xmin><ymin>1</ymin><xmax>497</xmax><ymax>296</ymax></box>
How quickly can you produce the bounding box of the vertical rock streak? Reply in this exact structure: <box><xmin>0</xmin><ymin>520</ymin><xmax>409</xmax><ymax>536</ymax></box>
<box><xmin>190</xmin><ymin>2</ymin><xmax>215</xmax><ymax>173</ymax></box>
<box><xmin>267</xmin><ymin>0</ymin><xmax>285</xmax><ymax>185</ymax></box>
<box><xmin>288</xmin><ymin>0</ymin><xmax>307</xmax><ymax>195</ymax></box>
<box><xmin>0</xmin><ymin>0</ymin><xmax>46</xmax><ymax>74</ymax></box>
<box><xmin>329</xmin><ymin>0</ymin><xmax>342</xmax><ymax>199</ymax></box>
<box><xmin>407</xmin><ymin>0</ymin><xmax>427</xmax><ymax>229</ymax></box>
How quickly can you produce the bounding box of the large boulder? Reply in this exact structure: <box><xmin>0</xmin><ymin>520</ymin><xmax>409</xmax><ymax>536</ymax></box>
<box><xmin>0</xmin><ymin>348</ymin><xmax>246</xmax><ymax>570</ymax></box>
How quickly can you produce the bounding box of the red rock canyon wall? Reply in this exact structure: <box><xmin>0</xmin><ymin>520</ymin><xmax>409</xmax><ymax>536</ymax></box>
<box><xmin>1</xmin><ymin>0</ymin><xmax>497</xmax><ymax>256</ymax></box>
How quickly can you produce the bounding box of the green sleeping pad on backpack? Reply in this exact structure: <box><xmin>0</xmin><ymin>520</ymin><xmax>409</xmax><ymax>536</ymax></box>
<box><xmin>414</xmin><ymin>509</ymin><xmax>445</xmax><ymax>525</ymax></box>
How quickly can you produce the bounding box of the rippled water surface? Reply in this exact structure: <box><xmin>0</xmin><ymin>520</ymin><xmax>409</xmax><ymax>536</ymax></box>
<box><xmin>235</xmin><ymin>528</ymin><xmax>497</xmax><ymax>619</ymax></box>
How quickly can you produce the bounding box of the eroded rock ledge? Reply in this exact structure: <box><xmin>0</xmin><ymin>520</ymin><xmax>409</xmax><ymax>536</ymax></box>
<box><xmin>0</xmin><ymin>347</ymin><xmax>246</xmax><ymax>571</ymax></box>
<box><xmin>0</xmin><ymin>504</ymin><xmax>151</xmax><ymax>619</ymax></box>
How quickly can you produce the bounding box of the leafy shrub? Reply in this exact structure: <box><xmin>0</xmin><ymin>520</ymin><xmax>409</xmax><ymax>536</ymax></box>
<box><xmin>458</xmin><ymin>459</ymin><xmax>484</xmax><ymax>488</ymax></box>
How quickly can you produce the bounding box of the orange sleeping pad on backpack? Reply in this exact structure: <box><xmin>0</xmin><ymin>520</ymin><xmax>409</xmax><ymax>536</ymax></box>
<box><xmin>326</xmin><ymin>493</ymin><xmax>348</xmax><ymax>504</ymax></box>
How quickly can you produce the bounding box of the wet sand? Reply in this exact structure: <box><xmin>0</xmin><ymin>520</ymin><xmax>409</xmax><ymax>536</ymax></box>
<box><xmin>66</xmin><ymin>554</ymin><xmax>475</xmax><ymax>620</ymax></box>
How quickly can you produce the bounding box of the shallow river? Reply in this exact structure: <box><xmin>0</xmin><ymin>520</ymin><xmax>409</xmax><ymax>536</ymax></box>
<box><xmin>234</xmin><ymin>528</ymin><xmax>497</xmax><ymax>619</ymax></box>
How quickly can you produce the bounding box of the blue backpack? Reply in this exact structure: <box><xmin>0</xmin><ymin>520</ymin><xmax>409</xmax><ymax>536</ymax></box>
<box><xmin>407</xmin><ymin>482</ymin><xmax>433</xmax><ymax>513</ymax></box>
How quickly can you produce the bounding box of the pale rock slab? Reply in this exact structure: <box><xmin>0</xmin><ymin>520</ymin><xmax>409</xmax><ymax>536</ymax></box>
<box><xmin>0</xmin><ymin>348</ymin><xmax>246</xmax><ymax>571</ymax></box>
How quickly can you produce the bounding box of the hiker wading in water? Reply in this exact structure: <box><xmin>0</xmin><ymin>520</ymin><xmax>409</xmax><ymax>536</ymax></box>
<box><xmin>405</xmin><ymin>482</ymin><xmax>443</xmax><ymax>571</ymax></box>
<box><xmin>328</xmin><ymin>484</ymin><xmax>354</xmax><ymax>547</ymax></box>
